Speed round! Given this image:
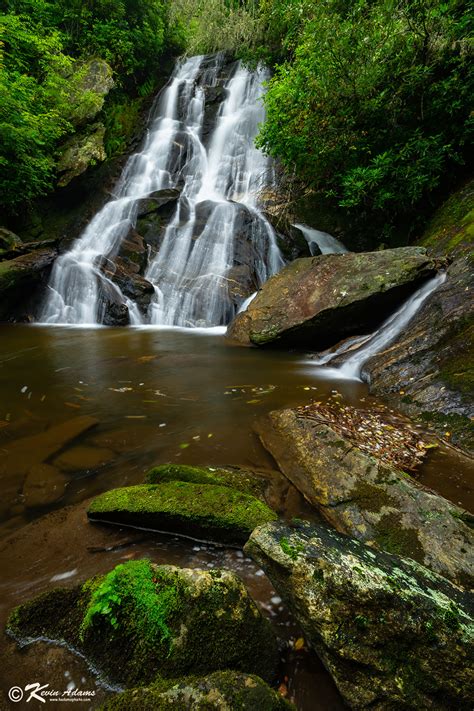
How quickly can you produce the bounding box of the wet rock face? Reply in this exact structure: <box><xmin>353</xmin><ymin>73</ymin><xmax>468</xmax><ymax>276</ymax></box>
<box><xmin>227</xmin><ymin>247</ymin><xmax>445</xmax><ymax>348</ymax></box>
<box><xmin>363</xmin><ymin>256</ymin><xmax>474</xmax><ymax>453</ymax></box>
<box><xmin>245</xmin><ymin>520</ymin><xmax>474</xmax><ymax>711</ymax></box>
<box><xmin>0</xmin><ymin>247</ymin><xmax>58</xmax><ymax>321</ymax></box>
<box><xmin>255</xmin><ymin>407</ymin><xmax>474</xmax><ymax>588</ymax></box>
<box><xmin>7</xmin><ymin>561</ymin><xmax>279</xmax><ymax>687</ymax></box>
<box><xmin>99</xmin><ymin>671</ymin><xmax>294</xmax><ymax>711</ymax></box>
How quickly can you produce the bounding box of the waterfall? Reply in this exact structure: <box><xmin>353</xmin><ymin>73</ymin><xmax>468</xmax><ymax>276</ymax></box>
<box><xmin>312</xmin><ymin>272</ymin><xmax>446</xmax><ymax>380</ymax></box>
<box><xmin>293</xmin><ymin>223</ymin><xmax>347</xmax><ymax>255</ymax></box>
<box><xmin>39</xmin><ymin>55</ymin><xmax>283</xmax><ymax>327</ymax></box>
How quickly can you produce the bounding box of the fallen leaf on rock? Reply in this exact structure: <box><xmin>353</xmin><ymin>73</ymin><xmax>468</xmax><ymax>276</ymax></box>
<box><xmin>294</xmin><ymin>637</ymin><xmax>305</xmax><ymax>651</ymax></box>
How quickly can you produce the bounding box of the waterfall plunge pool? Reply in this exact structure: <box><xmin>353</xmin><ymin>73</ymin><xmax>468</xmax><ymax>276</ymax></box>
<box><xmin>0</xmin><ymin>324</ymin><xmax>472</xmax><ymax>709</ymax></box>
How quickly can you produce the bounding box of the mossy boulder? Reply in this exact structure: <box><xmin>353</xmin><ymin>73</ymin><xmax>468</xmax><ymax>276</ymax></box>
<box><xmin>7</xmin><ymin>560</ymin><xmax>278</xmax><ymax>686</ymax></box>
<box><xmin>87</xmin><ymin>482</ymin><xmax>277</xmax><ymax>545</ymax></box>
<box><xmin>227</xmin><ymin>247</ymin><xmax>445</xmax><ymax>348</ymax></box>
<box><xmin>255</xmin><ymin>407</ymin><xmax>473</xmax><ymax>587</ymax></box>
<box><xmin>0</xmin><ymin>227</ymin><xmax>23</xmax><ymax>259</ymax></box>
<box><xmin>146</xmin><ymin>464</ymin><xmax>268</xmax><ymax>500</ymax></box>
<box><xmin>246</xmin><ymin>520</ymin><xmax>474</xmax><ymax>710</ymax></box>
<box><xmin>98</xmin><ymin>671</ymin><xmax>293</xmax><ymax>710</ymax></box>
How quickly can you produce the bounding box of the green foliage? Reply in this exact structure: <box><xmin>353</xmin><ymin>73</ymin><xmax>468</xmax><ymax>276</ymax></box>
<box><xmin>0</xmin><ymin>0</ymin><xmax>181</xmax><ymax>213</ymax></box>
<box><xmin>80</xmin><ymin>559</ymin><xmax>181</xmax><ymax>655</ymax></box>
<box><xmin>255</xmin><ymin>0</ymin><xmax>474</xmax><ymax>241</ymax></box>
<box><xmin>170</xmin><ymin>0</ymin><xmax>260</xmax><ymax>55</ymax></box>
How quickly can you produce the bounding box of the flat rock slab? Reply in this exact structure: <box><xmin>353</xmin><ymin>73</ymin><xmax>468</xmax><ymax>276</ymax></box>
<box><xmin>87</xmin><ymin>482</ymin><xmax>277</xmax><ymax>545</ymax></box>
<box><xmin>245</xmin><ymin>520</ymin><xmax>474</xmax><ymax>710</ymax></box>
<box><xmin>227</xmin><ymin>247</ymin><xmax>444</xmax><ymax>348</ymax></box>
<box><xmin>256</xmin><ymin>408</ymin><xmax>473</xmax><ymax>588</ymax></box>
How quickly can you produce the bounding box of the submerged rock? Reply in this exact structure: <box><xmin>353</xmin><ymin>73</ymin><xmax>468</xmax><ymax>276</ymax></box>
<box><xmin>245</xmin><ymin>520</ymin><xmax>474</xmax><ymax>710</ymax></box>
<box><xmin>22</xmin><ymin>463</ymin><xmax>68</xmax><ymax>509</ymax></box>
<box><xmin>99</xmin><ymin>671</ymin><xmax>293</xmax><ymax>710</ymax></box>
<box><xmin>87</xmin><ymin>481</ymin><xmax>277</xmax><ymax>545</ymax></box>
<box><xmin>363</xmin><ymin>256</ymin><xmax>474</xmax><ymax>454</ymax></box>
<box><xmin>7</xmin><ymin>560</ymin><xmax>278</xmax><ymax>686</ymax></box>
<box><xmin>227</xmin><ymin>247</ymin><xmax>444</xmax><ymax>348</ymax></box>
<box><xmin>255</xmin><ymin>407</ymin><xmax>473</xmax><ymax>588</ymax></box>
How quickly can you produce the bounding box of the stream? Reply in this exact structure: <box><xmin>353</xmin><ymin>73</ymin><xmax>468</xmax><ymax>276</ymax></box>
<box><xmin>1</xmin><ymin>325</ymin><xmax>473</xmax><ymax>710</ymax></box>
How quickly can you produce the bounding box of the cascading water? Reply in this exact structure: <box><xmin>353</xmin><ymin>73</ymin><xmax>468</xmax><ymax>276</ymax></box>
<box><xmin>40</xmin><ymin>54</ymin><xmax>283</xmax><ymax>327</ymax></box>
<box><xmin>293</xmin><ymin>223</ymin><xmax>347</xmax><ymax>255</ymax></box>
<box><xmin>313</xmin><ymin>272</ymin><xmax>447</xmax><ymax>380</ymax></box>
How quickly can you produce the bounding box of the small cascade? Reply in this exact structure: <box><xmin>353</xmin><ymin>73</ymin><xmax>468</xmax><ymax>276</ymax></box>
<box><xmin>40</xmin><ymin>55</ymin><xmax>283</xmax><ymax>327</ymax></box>
<box><xmin>314</xmin><ymin>272</ymin><xmax>446</xmax><ymax>380</ymax></box>
<box><xmin>293</xmin><ymin>223</ymin><xmax>348</xmax><ymax>255</ymax></box>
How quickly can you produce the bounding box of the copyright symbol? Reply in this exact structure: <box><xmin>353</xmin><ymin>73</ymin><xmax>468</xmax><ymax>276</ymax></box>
<box><xmin>8</xmin><ymin>687</ymin><xmax>23</xmax><ymax>702</ymax></box>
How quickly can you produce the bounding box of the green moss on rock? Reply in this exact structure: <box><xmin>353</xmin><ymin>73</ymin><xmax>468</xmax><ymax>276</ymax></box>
<box><xmin>146</xmin><ymin>464</ymin><xmax>267</xmax><ymax>499</ymax></box>
<box><xmin>7</xmin><ymin>561</ymin><xmax>279</xmax><ymax>687</ymax></box>
<box><xmin>88</xmin><ymin>482</ymin><xmax>277</xmax><ymax>545</ymax></box>
<box><xmin>98</xmin><ymin>671</ymin><xmax>294</xmax><ymax>710</ymax></box>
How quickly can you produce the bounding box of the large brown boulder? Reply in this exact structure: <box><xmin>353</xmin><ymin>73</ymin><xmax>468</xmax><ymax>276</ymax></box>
<box><xmin>255</xmin><ymin>407</ymin><xmax>473</xmax><ymax>588</ymax></box>
<box><xmin>227</xmin><ymin>247</ymin><xmax>444</xmax><ymax>348</ymax></box>
<box><xmin>245</xmin><ymin>520</ymin><xmax>474</xmax><ymax>710</ymax></box>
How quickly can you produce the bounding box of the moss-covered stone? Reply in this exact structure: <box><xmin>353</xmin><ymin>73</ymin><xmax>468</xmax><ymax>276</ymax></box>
<box><xmin>98</xmin><ymin>671</ymin><xmax>294</xmax><ymax>710</ymax></box>
<box><xmin>418</xmin><ymin>178</ymin><xmax>474</xmax><ymax>258</ymax></box>
<box><xmin>7</xmin><ymin>561</ymin><xmax>278</xmax><ymax>687</ymax></box>
<box><xmin>88</xmin><ymin>482</ymin><xmax>277</xmax><ymax>545</ymax></box>
<box><xmin>246</xmin><ymin>520</ymin><xmax>474</xmax><ymax>710</ymax></box>
<box><xmin>146</xmin><ymin>464</ymin><xmax>267</xmax><ymax>500</ymax></box>
<box><xmin>57</xmin><ymin>124</ymin><xmax>107</xmax><ymax>187</ymax></box>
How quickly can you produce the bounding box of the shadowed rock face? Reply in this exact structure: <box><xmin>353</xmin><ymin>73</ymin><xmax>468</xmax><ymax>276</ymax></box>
<box><xmin>227</xmin><ymin>247</ymin><xmax>445</xmax><ymax>348</ymax></box>
<box><xmin>245</xmin><ymin>520</ymin><xmax>474</xmax><ymax>711</ymax></box>
<box><xmin>255</xmin><ymin>407</ymin><xmax>473</xmax><ymax>588</ymax></box>
<box><xmin>0</xmin><ymin>247</ymin><xmax>58</xmax><ymax>321</ymax></box>
<box><xmin>362</xmin><ymin>256</ymin><xmax>473</xmax><ymax>453</ymax></box>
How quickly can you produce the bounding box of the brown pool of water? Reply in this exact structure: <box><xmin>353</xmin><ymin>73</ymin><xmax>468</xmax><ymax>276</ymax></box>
<box><xmin>0</xmin><ymin>324</ymin><xmax>472</xmax><ymax>710</ymax></box>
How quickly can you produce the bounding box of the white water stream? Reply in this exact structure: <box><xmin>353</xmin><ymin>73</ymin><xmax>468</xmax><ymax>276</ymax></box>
<box><xmin>312</xmin><ymin>272</ymin><xmax>447</xmax><ymax>380</ymax></box>
<box><xmin>293</xmin><ymin>223</ymin><xmax>348</xmax><ymax>255</ymax></box>
<box><xmin>40</xmin><ymin>55</ymin><xmax>282</xmax><ymax>326</ymax></box>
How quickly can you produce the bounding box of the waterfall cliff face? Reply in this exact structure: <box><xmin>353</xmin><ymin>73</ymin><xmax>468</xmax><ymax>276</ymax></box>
<box><xmin>40</xmin><ymin>54</ymin><xmax>283</xmax><ymax>327</ymax></box>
